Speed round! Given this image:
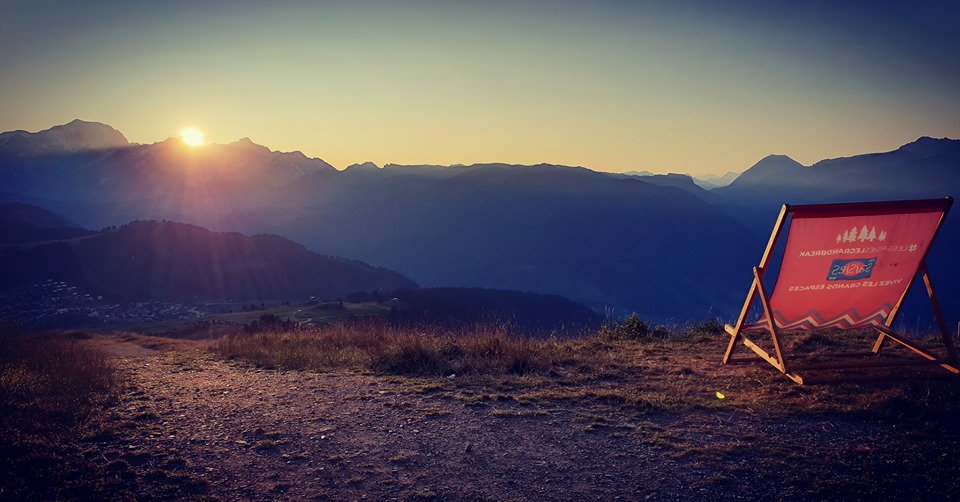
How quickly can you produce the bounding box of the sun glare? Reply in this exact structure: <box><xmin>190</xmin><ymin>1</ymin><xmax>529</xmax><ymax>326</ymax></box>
<box><xmin>181</xmin><ymin>127</ymin><xmax>205</xmax><ymax>147</ymax></box>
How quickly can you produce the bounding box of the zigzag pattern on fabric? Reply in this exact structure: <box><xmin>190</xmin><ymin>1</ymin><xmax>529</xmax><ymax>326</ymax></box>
<box><xmin>742</xmin><ymin>304</ymin><xmax>893</xmax><ymax>333</ymax></box>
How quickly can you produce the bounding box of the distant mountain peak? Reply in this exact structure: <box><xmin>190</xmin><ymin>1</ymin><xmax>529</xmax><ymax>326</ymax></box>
<box><xmin>621</xmin><ymin>170</ymin><xmax>656</xmax><ymax>177</ymax></box>
<box><xmin>345</xmin><ymin>161</ymin><xmax>381</xmax><ymax>172</ymax></box>
<box><xmin>748</xmin><ymin>154</ymin><xmax>804</xmax><ymax>172</ymax></box>
<box><xmin>896</xmin><ymin>136</ymin><xmax>960</xmax><ymax>156</ymax></box>
<box><xmin>720</xmin><ymin>154</ymin><xmax>804</xmax><ymax>188</ymax></box>
<box><xmin>6</xmin><ymin>119</ymin><xmax>130</xmax><ymax>152</ymax></box>
<box><xmin>225</xmin><ymin>138</ymin><xmax>315</xmax><ymax>163</ymax></box>
<box><xmin>230</xmin><ymin>137</ymin><xmax>270</xmax><ymax>153</ymax></box>
<box><xmin>715</xmin><ymin>136</ymin><xmax>960</xmax><ymax>205</ymax></box>
<box><xmin>908</xmin><ymin>135</ymin><xmax>954</xmax><ymax>145</ymax></box>
<box><xmin>757</xmin><ymin>153</ymin><xmax>801</xmax><ymax>164</ymax></box>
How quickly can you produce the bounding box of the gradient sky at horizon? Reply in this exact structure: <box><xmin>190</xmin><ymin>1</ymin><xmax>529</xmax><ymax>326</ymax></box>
<box><xmin>2</xmin><ymin>0</ymin><xmax>958</xmax><ymax>175</ymax></box>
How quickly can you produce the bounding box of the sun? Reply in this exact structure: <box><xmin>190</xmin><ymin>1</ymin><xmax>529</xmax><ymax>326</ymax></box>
<box><xmin>180</xmin><ymin>127</ymin><xmax>205</xmax><ymax>147</ymax></box>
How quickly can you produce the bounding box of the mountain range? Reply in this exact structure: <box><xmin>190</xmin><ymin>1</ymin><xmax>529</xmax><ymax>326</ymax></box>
<box><xmin>0</xmin><ymin>202</ymin><xmax>94</xmax><ymax>244</ymax></box>
<box><xmin>1</xmin><ymin>120</ymin><xmax>958</xmax><ymax>324</ymax></box>
<box><xmin>0</xmin><ymin>219</ymin><xmax>414</xmax><ymax>303</ymax></box>
<box><xmin>716</xmin><ymin>139</ymin><xmax>960</xmax><ymax>207</ymax></box>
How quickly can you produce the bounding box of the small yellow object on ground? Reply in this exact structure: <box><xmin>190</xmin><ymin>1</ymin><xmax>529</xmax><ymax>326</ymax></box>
<box><xmin>716</xmin><ymin>392</ymin><xmax>726</xmax><ymax>400</ymax></box>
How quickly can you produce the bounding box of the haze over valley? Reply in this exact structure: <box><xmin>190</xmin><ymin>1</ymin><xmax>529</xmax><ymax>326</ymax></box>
<box><xmin>2</xmin><ymin>120</ymin><xmax>958</xmax><ymax>328</ymax></box>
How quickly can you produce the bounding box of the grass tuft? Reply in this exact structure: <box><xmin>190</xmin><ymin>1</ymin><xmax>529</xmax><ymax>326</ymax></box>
<box><xmin>0</xmin><ymin>329</ymin><xmax>120</xmax><ymax>423</ymax></box>
<box><xmin>214</xmin><ymin>320</ymin><xmax>560</xmax><ymax>377</ymax></box>
<box><xmin>0</xmin><ymin>325</ymin><xmax>123</xmax><ymax>500</ymax></box>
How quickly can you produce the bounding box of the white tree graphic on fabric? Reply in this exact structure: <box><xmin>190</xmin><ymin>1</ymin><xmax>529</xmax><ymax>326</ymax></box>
<box><xmin>837</xmin><ymin>225</ymin><xmax>889</xmax><ymax>244</ymax></box>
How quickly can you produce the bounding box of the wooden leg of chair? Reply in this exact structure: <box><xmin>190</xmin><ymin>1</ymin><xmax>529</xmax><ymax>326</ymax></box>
<box><xmin>723</xmin><ymin>324</ymin><xmax>741</xmax><ymax>364</ymax></box>
<box><xmin>871</xmin><ymin>328</ymin><xmax>887</xmax><ymax>354</ymax></box>
<box><xmin>724</xmin><ymin>276</ymin><xmax>763</xmax><ymax>365</ymax></box>
<box><xmin>783</xmin><ymin>372</ymin><xmax>804</xmax><ymax>385</ymax></box>
<box><xmin>740</xmin><ymin>336</ymin><xmax>804</xmax><ymax>383</ymax></box>
<box><xmin>923</xmin><ymin>266</ymin><xmax>960</xmax><ymax>365</ymax></box>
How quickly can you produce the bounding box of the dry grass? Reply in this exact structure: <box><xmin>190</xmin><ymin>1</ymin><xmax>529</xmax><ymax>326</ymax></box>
<box><xmin>212</xmin><ymin>319</ymin><xmax>960</xmax><ymax>422</ymax></box>
<box><xmin>213</xmin><ymin>319</ymin><xmax>561</xmax><ymax>377</ymax></box>
<box><xmin>0</xmin><ymin>326</ymin><xmax>124</xmax><ymax>500</ymax></box>
<box><xmin>0</xmin><ymin>328</ymin><xmax>120</xmax><ymax>423</ymax></box>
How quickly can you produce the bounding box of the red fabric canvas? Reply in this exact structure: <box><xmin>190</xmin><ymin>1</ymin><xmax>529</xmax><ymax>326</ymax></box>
<box><xmin>761</xmin><ymin>210</ymin><xmax>944</xmax><ymax>331</ymax></box>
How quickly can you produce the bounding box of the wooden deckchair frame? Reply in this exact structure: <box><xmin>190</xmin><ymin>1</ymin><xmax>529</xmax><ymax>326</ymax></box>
<box><xmin>722</xmin><ymin>198</ymin><xmax>958</xmax><ymax>385</ymax></box>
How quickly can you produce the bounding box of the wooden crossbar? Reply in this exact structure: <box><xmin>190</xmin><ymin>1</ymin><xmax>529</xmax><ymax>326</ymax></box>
<box><xmin>788</xmin><ymin>359</ymin><xmax>948</xmax><ymax>372</ymax></box>
<box><xmin>874</xmin><ymin>325</ymin><xmax>960</xmax><ymax>374</ymax></box>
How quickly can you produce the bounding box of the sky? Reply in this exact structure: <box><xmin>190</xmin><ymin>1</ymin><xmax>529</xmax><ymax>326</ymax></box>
<box><xmin>2</xmin><ymin>0</ymin><xmax>958</xmax><ymax>175</ymax></box>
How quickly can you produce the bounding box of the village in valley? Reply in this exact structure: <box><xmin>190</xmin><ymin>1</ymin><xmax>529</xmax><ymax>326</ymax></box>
<box><xmin>0</xmin><ymin>279</ymin><xmax>211</xmax><ymax>329</ymax></box>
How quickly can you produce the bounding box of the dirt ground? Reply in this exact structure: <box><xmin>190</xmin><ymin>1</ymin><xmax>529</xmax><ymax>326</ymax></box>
<box><xmin>10</xmin><ymin>332</ymin><xmax>960</xmax><ymax>501</ymax></box>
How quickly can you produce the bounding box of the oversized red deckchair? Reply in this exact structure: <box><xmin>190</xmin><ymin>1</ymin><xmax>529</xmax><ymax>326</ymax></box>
<box><xmin>723</xmin><ymin>197</ymin><xmax>958</xmax><ymax>384</ymax></box>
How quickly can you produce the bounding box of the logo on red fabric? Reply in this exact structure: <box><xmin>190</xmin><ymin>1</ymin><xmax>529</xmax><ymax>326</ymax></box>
<box><xmin>827</xmin><ymin>258</ymin><xmax>877</xmax><ymax>281</ymax></box>
<box><xmin>836</xmin><ymin>226</ymin><xmax>887</xmax><ymax>244</ymax></box>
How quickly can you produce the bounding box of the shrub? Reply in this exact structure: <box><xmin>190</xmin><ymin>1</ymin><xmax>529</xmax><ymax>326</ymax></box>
<box><xmin>505</xmin><ymin>338</ymin><xmax>547</xmax><ymax>374</ymax></box>
<box><xmin>370</xmin><ymin>333</ymin><xmax>451</xmax><ymax>376</ymax></box>
<box><xmin>245</xmin><ymin>313</ymin><xmax>300</xmax><ymax>334</ymax></box>
<box><xmin>599</xmin><ymin>313</ymin><xmax>669</xmax><ymax>341</ymax></box>
<box><xmin>677</xmin><ymin>318</ymin><xmax>726</xmax><ymax>341</ymax></box>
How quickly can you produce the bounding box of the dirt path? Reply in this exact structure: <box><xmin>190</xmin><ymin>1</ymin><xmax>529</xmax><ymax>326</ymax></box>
<box><xmin>81</xmin><ymin>334</ymin><xmax>960</xmax><ymax>501</ymax></box>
